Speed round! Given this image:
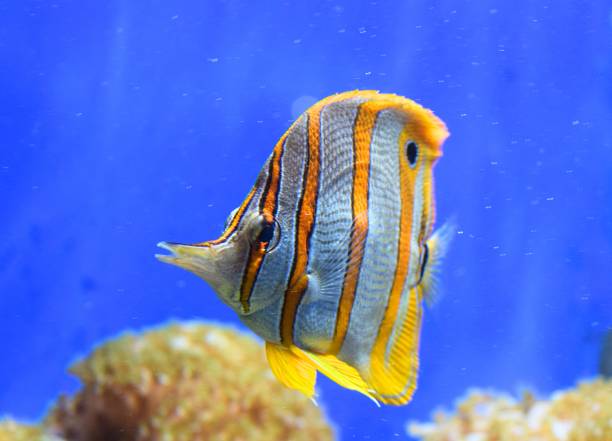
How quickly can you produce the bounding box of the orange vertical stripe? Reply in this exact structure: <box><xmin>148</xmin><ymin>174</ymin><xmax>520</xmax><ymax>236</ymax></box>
<box><xmin>329</xmin><ymin>103</ymin><xmax>375</xmax><ymax>354</ymax></box>
<box><xmin>239</xmin><ymin>242</ymin><xmax>267</xmax><ymax>313</ymax></box>
<box><xmin>369</xmin><ymin>125</ymin><xmax>416</xmax><ymax>392</ymax></box>
<box><xmin>421</xmin><ymin>168</ymin><xmax>435</xmax><ymax>245</ymax></box>
<box><xmin>280</xmin><ymin>109</ymin><xmax>321</xmax><ymax>345</ymax></box>
<box><xmin>239</xmin><ymin>137</ymin><xmax>285</xmax><ymax>313</ymax></box>
<box><xmin>279</xmin><ymin>93</ymin><xmax>378</xmax><ymax>346</ymax></box>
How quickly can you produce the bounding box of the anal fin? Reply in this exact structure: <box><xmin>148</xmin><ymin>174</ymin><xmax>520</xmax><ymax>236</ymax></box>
<box><xmin>294</xmin><ymin>347</ymin><xmax>379</xmax><ymax>405</ymax></box>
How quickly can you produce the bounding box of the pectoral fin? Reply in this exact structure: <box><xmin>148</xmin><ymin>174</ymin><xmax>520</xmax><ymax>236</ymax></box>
<box><xmin>421</xmin><ymin>219</ymin><xmax>455</xmax><ymax>305</ymax></box>
<box><xmin>265</xmin><ymin>341</ymin><xmax>317</xmax><ymax>399</ymax></box>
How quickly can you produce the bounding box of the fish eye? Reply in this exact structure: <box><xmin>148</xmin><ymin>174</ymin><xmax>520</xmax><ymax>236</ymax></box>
<box><xmin>406</xmin><ymin>141</ymin><xmax>418</xmax><ymax>168</ymax></box>
<box><xmin>255</xmin><ymin>216</ymin><xmax>281</xmax><ymax>253</ymax></box>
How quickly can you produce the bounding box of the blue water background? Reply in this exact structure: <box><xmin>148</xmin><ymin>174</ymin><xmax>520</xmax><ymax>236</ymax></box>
<box><xmin>1</xmin><ymin>1</ymin><xmax>611</xmax><ymax>439</ymax></box>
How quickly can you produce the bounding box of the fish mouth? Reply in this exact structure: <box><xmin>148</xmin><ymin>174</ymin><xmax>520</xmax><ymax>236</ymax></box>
<box><xmin>156</xmin><ymin>240</ymin><xmax>231</xmax><ymax>300</ymax></box>
<box><xmin>155</xmin><ymin>241</ymin><xmax>214</xmax><ymax>271</ymax></box>
<box><xmin>155</xmin><ymin>241</ymin><xmax>181</xmax><ymax>265</ymax></box>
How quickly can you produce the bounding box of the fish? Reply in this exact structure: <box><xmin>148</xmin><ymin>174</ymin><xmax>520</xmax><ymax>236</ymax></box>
<box><xmin>156</xmin><ymin>90</ymin><xmax>451</xmax><ymax>405</ymax></box>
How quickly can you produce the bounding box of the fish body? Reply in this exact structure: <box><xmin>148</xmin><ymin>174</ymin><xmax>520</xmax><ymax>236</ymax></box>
<box><xmin>157</xmin><ymin>90</ymin><xmax>450</xmax><ymax>405</ymax></box>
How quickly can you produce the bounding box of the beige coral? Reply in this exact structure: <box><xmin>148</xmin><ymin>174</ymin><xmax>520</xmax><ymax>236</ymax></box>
<box><xmin>0</xmin><ymin>419</ymin><xmax>40</xmax><ymax>441</ymax></box>
<box><xmin>45</xmin><ymin>321</ymin><xmax>333</xmax><ymax>441</ymax></box>
<box><xmin>0</xmin><ymin>418</ymin><xmax>62</xmax><ymax>441</ymax></box>
<box><xmin>408</xmin><ymin>378</ymin><xmax>612</xmax><ymax>441</ymax></box>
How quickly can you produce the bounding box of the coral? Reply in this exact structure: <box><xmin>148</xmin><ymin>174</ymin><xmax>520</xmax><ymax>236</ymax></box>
<box><xmin>0</xmin><ymin>418</ymin><xmax>61</xmax><ymax>441</ymax></box>
<box><xmin>407</xmin><ymin>378</ymin><xmax>612</xmax><ymax>441</ymax></box>
<box><xmin>45</xmin><ymin>322</ymin><xmax>333</xmax><ymax>441</ymax></box>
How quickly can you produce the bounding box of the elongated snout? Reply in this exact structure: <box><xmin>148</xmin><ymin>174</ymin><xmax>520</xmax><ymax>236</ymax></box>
<box><xmin>156</xmin><ymin>241</ymin><xmax>220</xmax><ymax>277</ymax></box>
<box><xmin>155</xmin><ymin>238</ymin><xmax>252</xmax><ymax>315</ymax></box>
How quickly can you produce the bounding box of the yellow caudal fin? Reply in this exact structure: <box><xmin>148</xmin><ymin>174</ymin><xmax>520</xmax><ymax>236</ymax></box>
<box><xmin>294</xmin><ymin>347</ymin><xmax>379</xmax><ymax>405</ymax></box>
<box><xmin>368</xmin><ymin>285</ymin><xmax>424</xmax><ymax>405</ymax></box>
<box><xmin>265</xmin><ymin>341</ymin><xmax>317</xmax><ymax>399</ymax></box>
